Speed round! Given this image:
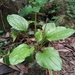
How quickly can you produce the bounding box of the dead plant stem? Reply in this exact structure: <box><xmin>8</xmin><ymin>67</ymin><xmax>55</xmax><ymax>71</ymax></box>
<box><xmin>49</xmin><ymin>69</ymin><xmax>53</xmax><ymax>75</ymax></box>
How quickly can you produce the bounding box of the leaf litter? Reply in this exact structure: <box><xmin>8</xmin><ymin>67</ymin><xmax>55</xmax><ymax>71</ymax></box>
<box><xmin>0</xmin><ymin>30</ymin><xmax>75</xmax><ymax>75</ymax></box>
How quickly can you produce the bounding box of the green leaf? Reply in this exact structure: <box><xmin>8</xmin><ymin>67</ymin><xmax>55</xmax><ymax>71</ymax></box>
<box><xmin>35</xmin><ymin>29</ymin><xmax>42</xmax><ymax>42</ymax></box>
<box><xmin>32</xmin><ymin>6</ymin><xmax>40</xmax><ymax>12</ymax></box>
<box><xmin>4</xmin><ymin>49</ymin><xmax>8</xmax><ymax>54</ymax></box>
<box><xmin>19</xmin><ymin>5</ymin><xmax>32</xmax><ymax>16</ymax></box>
<box><xmin>65</xmin><ymin>0</ymin><xmax>75</xmax><ymax>2</ymax></box>
<box><xmin>32</xmin><ymin>2</ymin><xmax>39</xmax><ymax>6</ymax></box>
<box><xmin>0</xmin><ymin>50</ymin><xmax>2</xmax><ymax>55</ymax></box>
<box><xmin>28</xmin><ymin>21</ymin><xmax>34</xmax><ymax>24</ymax></box>
<box><xmin>25</xmin><ymin>53</ymin><xmax>34</xmax><ymax>63</ymax></box>
<box><xmin>36</xmin><ymin>47</ymin><xmax>62</xmax><ymax>71</ymax></box>
<box><xmin>42</xmin><ymin>23</ymin><xmax>56</xmax><ymax>37</ymax></box>
<box><xmin>0</xmin><ymin>42</ymin><xmax>3</xmax><ymax>47</ymax></box>
<box><xmin>49</xmin><ymin>0</ymin><xmax>54</xmax><ymax>2</ymax></box>
<box><xmin>43</xmin><ymin>23</ymin><xmax>75</xmax><ymax>41</ymax></box>
<box><xmin>19</xmin><ymin>5</ymin><xmax>40</xmax><ymax>16</ymax></box>
<box><xmin>35</xmin><ymin>0</ymin><xmax>48</xmax><ymax>5</ymax></box>
<box><xmin>7</xmin><ymin>14</ymin><xmax>28</xmax><ymax>32</ymax></box>
<box><xmin>11</xmin><ymin>30</ymin><xmax>19</xmax><ymax>42</ymax></box>
<box><xmin>9</xmin><ymin>44</ymin><xmax>34</xmax><ymax>65</ymax></box>
<box><xmin>0</xmin><ymin>30</ymin><xmax>3</xmax><ymax>33</ymax></box>
<box><xmin>47</xmin><ymin>27</ymin><xmax>75</xmax><ymax>41</ymax></box>
<box><xmin>3</xmin><ymin>56</ymin><xmax>10</xmax><ymax>65</ymax></box>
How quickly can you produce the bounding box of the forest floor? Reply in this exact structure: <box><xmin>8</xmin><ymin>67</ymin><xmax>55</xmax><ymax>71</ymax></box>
<box><xmin>0</xmin><ymin>0</ymin><xmax>75</xmax><ymax>75</ymax></box>
<box><xmin>0</xmin><ymin>33</ymin><xmax>75</xmax><ymax>75</ymax></box>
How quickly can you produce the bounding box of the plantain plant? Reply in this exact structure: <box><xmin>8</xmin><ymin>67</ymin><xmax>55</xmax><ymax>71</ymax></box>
<box><xmin>7</xmin><ymin>14</ymin><xmax>75</xmax><ymax>75</ymax></box>
<box><xmin>6</xmin><ymin>0</ymin><xmax>75</xmax><ymax>75</ymax></box>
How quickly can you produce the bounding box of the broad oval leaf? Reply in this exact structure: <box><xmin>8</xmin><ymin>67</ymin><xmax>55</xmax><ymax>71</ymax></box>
<box><xmin>36</xmin><ymin>47</ymin><xmax>62</xmax><ymax>71</ymax></box>
<box><xmin>47</xmin><ymin>27</ymin><xmax>75</xmax><ymax>41</ymax></box>
<box><xmin>43</xmin><ymin>23</ymin><xmax>75</xmax><ymax>41</ymax></box>
<box><xmin>7</xmin><ymin>14</ymin><xmax>28</xmax><ymax>32</ymax></box>
<box><xmin>9</xmin><ymin>44</ymin><xmax>34</xmax><ymax>65</ymax></box>
<box><xmin>35</xmin><ymin>29</ymin><xmax>42</xmax><ymax>42</ymax></box>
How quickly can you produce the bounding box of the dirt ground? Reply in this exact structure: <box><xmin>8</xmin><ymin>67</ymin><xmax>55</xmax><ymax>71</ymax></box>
<box><xmin>53</xmin><ymin>35</ymin><xmax>75</xmax><ymax>75</ymax></box>
<box><xmin>0</xmin><ymin>34</ymin><xmax>75</xmax><ymax>75</ymax></box>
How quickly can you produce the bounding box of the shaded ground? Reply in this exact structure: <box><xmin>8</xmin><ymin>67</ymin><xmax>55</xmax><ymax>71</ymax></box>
<box><xmin>0</xmin><ymin>33</ymin><xmax>75</xmax><ymax>75</ymax></box>
<box><xmin>52</xmin><ymin>36</ymin><xmax>75</xmax><ymax>75</ymax></box>
<box><xmin>0</xmin><ymin>0</ymin><xmax>75</xmax><ymax>75</ymax></box>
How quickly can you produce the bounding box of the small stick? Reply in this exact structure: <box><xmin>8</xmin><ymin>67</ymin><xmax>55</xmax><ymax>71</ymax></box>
<box><xmin>0</xmin><ymin>10</ymin><xmax>6</xmax><ymax>31</ymax></box>
<box><xmin>48</xmin><ymin>69</ymin><xmax>53</xmax><ymax>75</ymax></box>
<box><xmin>55</xmin><ymin>71</ymin><xmax>59</xmax><ymax>75</ymax></box>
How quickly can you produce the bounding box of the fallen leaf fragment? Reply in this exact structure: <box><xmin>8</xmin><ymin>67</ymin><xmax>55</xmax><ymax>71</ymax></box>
<box><xmin>5</xmin><ymin>32</ymin><xmax>10</xmax><ymax>38</ymax></box>
<box><xmin>0</xmin><ymin>38</ymin><xmax>7</xmax><ymax>41</ymax></box>
<box><xmin>58</xmin><ymin>49</ymin><xmax>71</xmax><ymax>52</ymax></box>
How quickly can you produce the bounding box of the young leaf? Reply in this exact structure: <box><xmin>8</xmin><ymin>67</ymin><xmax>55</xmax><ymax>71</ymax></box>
<box><xmin>47</xmin><ymin>27</ymin><xmax>75</xmax><ymax>41</ymax></box>
<box><xmin>19</xmin><ymin>5</ymin><xmax>40</xmax><ymax>16</ymax></box>
<box><xmin>19</xmin><ymin>5</ymin><xmax>32</xmax><ymax>16</ymax></box>
<box><xmin>7</xmin><ymin>14</ymin><xmax>28</xmax><ymax>32</ymax></box>
<box><xmin>9</xmin><ymin>44</ymin><xmax>34</xmax><ymax>65</ymax></box>
<box><xmin>35</xmin><ymin>29</ymin><xmax>42</xmax><ymax>42</ymax></box>
<box><xmin>11</xmin><ymin>30</ymin><xmax>19</xmax><ymax>42</ymax></box>
<box><xmin>36</xmin><ymin>47</ymin><xmax>62</xmax><ymax>71</ymax></box>
<box><xmin>32</xmin><ymin>6</ymin><xmax>40</xmax><ymax>12</ymax></box>
<box><xmin>42</xmin><ymin>23</ymin><xmax>56</xmax><ymax>37</ymax></box>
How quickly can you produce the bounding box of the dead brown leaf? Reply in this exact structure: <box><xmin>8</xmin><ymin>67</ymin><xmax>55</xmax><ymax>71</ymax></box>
<box><xmin>5</xmin><ymin>32</ymin><xmax>10</xmax><ymax>38</ymax></box>
<box><xmin>16</xmin><ymin>64</ymin><xmax>30</xmax><ymax>74</ymax></box>
<box><xmin>0</xmin><ymin>38</ymin><xmax>6</xmax><ymax>41</ymax></box>
<box><xmin>70</xmin><ymin>42</ymin><xmax>75</xmax><ymax>49</ymax></box>
<box><xmin>58</xmin><ymin>49</ymin><xmax>71</xmax><ymax>52</ymax></box>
